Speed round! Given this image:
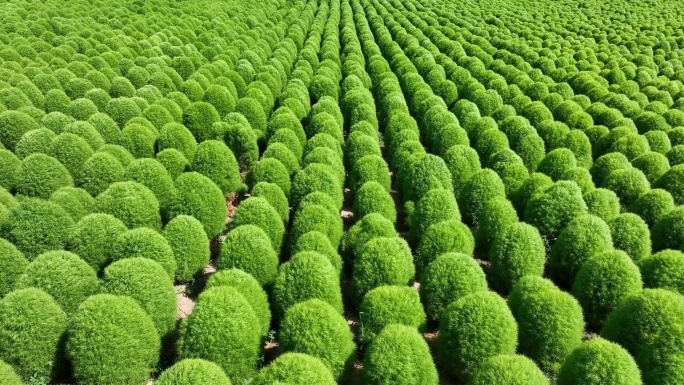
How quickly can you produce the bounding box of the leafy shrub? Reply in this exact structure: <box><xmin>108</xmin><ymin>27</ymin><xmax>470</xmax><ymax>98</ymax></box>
<box><xmin>557</xmin><ymin>338</ymin><xmax>641</xmax><ymax>385</ymax></box>
<box><xmin>358</xmin><ymin>285</ymin><xmax>426</xmax><ymax>344</ymax></box>
<box><xmin>231</xmin><ymin>197</ymin><xmax>284</xmax><ymax>252</ymax></box>
<box><xmin>416</xmin><ymin>220</ymin><xmax>475</xmax><ymax>271</ymax></box>
<box><xmin>630</xmin><ymin>188</ymin><xmax>675</xmax><ymax>227</ymax></box>
<box><xmin>654</xmin><ymin>164</ymin><xmax>684</xmax><ymax>205</ymax></box>
<box><xmin>117</xmin><ymin>123</ymin><xmax>157</xmax><ymax>158</ymax></box>
<box><xmin>110</xmin><ymin>227</ymin><xmax>176</xmax><ymax>279</ymax></box>
<box><xmin>609</xmin><ymin>213</ymin><xmax>651</xmax><ymax>261</ymax></box>
<box><xmin>353</xmin><ymin>181</ymin><xmax>396</xmax><ymax>224</ymax></box>
<box><xmin>402</xmin><ymin>154</ymin><xmax>453</xmax><ymax>203</ymax></box>
<box><xmin>125</xmin><ymin>158</ymin><xmax>177</xmax><ymax>219</ymax></box>
<box><xmin>291</xmin><ymin>164</ymin><xmax>343</xmax><ymax>210</ymax></box>
<box><xmin>572</xmin><ymin>250</ymin><xmax>642</xmax><ymax>330</ymax></box>
<box><xmin>0</xmin><ymin>150</ymin><xmax>20</xmax><ymax>191</ymax></box>
<box><xmin>178</xmin><ymin>286</ymin><xmax>261</xmax><ymax>382</ymax></box>
<box><xmin>0</xmin><ymin>239</ymin><xmax>27</xmax><ymax>298</ymax></box>
<box><xmin>524</xmin><ymin>181</ymin><xmax>588</xmax><ymax>241</ymax></box>
<box><xmin>602</xmin><ymin>289</ymin><xmax>684</xmax><ymax>385</ymax></box>
<box><xmin>633</xmin><ymin>152</ymin><xmax>670</xmax><ymax>183</ymax></box>
<box><xmin>170</xmin><ymin>172</ymin><xmax>227</xmax><ymax>238</ymax></box>
<box><xmin>15</xmin><ymin>128</ymin><xmax>56</xmax><ymax>159</ymax></box>
<box><xmin>249</xmin><ymin>158</ymin><xmax>291</xmax><ymax>198</ymax></box>
<box><xmin>290</xmin><ymin>202</ymin><xmax>343</xmax><ymax>250</ymax></box>
<box><xmin>158</xmin><ymin>123</ymin><xmax>197</xmax><ymax>160</ymax></box>
<box><xmin>590</xmin><ymin>152</ymin><xmax>632</xmax><ymax>187</ymax></box>
<box><xmin>537</xmin><ymin>148</ymin><xmax>577</xmax><ymax>181</ymax></box>
<box><xmin>489</xmin><ymin>222</ymin><xmax>546</xmax><ymax>294</ymax></box>
<box><xmin>156</xmin><ymin>359</ymin><xmax>231</xmax><ymax>385</ymax></box>
<box><xmin>95</xmin><ymin>181</ymin><xmax>161</xmax><ymax>230</ymax></box>
<box><xmin>183</xmin><ymin>102</ymin><xmax>220</xmax><ymax>142</ymax></box>
<box><xmin>602</xmin><ymin>168</ymin><xmax>651</xmax><ymax>208</ymax></box>
<box><xmin>279</xmin><ymin>299</ymin><xmax>355</xmax><ymax>381</ymax></box>
<box><xmin>474</xmin><ymin>196</ymin><xmax>518</xmax><ymax>254</ymax></box>
<box><xmin>639</xmin><ymin>250</ymin><xmax>684</xmax><ymax>295</ymax></box>
<box><xmin>191</xmin><ymin>140</ymin><xmax>244</xmax><ymax>194</ymax></box>
<box><xmin>49</xmin><ymin>186</ymin><xmax>94</xmax><ymax>221</ymax></box>
<box><xmin>252</xmin><ymin>353</ymin><xmax>336</xmax><ymax>385</ymax></box>
<box><xmin>439</xmin><ymin>291</ymin><xmax>518</xmax><ymax>381</ymax></box>
<box><xmin>457</xmin><ymin>168</ymin><xmax>506</xmax><ymax>225</ymax></box>
<box><xmin>264</xmin><ymin>143</ymin><xmax>299</xmax><ymax>176</ymax></box>
<box><xmin>3</xmin><ymin>198</ymin><xmax>75</xmax><ymax>259</ymax></box>
<box><xmin>78</xmin><ymin>152</ymin><xmax>125</xmax><ymax>197</ymax></box>
<box><xmin>217</xmin><ymin>225</ymin><xmax>278</xmax><ymax>287</ymax></box>
<box><xmin>410</xmin><ymin>188</ymin><xmax>460</xmax><ymax>243</ymax></box>
<box><xmin>156</xmin><ymin>148</ymin><xmax>190</xmax><ymax>180</ymax></box>
<box><xmin>0</xmin><ymin>288</ymin><xmax>67</xmax><ymax>381</ymax></box>
<box><xmin>350</xmin><ymin>155</ymin><xmax>390</xmax><ymax>193</ymax></box>
<box><xmin>223</xmin><ymin>114</ymin><xmax>259</xmax><ymax>172</ymax></box>
<box><xmin>584</xmin><ymin>188</ymin><xmax>621</xmax><ymax>222</ymax></box>
<box><xmin>49</xmin><ymin>133</ymin><xmax>93</xmax><ymax>179</ymax></box>
<box><xmin>509</xmin><ymin>276</ymin><xmax>584</xmax><ymax>375</ymax></box>
<box><xmin>0</xmin><ymin>110</ymin><xmax>40</xmax><ymax>151</ymax></box>
<box><xmin>466</xmin><ymin>354</ymin><xmax>548</xmax><ymax>385</ymax></box>
<box><xmin>443</xmin><ymin>144</ymin><xmax>481</xmax><ymax>195</ymax></box>
<box><xmin>205</xmin><ymin>268</ymin><xmax>271</xmax><ymax>337</ymax></box>
<box><xmin>550</xmin><ymin>214</ymin><xmax>613</xmax><ymax>286</ymax></box>
<box><xmin>362</xmin><ymin>324</ymin><xmax>438</xmax><ymax>385</ymax></box>
<box><xmin>272</xmin><ymin>251</ymin><xmax>342</xmax><ymax>319</ymax></box>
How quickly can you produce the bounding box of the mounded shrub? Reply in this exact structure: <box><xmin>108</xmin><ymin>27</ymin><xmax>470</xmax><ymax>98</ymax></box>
<box><xmin>609</xmin><ymin>213</ymin><xmax>651</xmax><ymax>262</ymax></box>
<box><xmin>97</xmin><ymin>144</ymin><xmax>135</xmax><ymax>167</ymax></box>
<box><xmin>156</xmin><ymin>359</ymin><xmax>232</xmax><ymax>385</ymax></box>
<box><xmin>474</xmin><ymin>197</ymin><xmax>518</xmax><ymax>255</ymax></box>
<box><xmin>489</xmin><ymin>222</ymin><xmax>546</xmax><ymax>294</ymax></box>
<box><xmin>235</xmin><ymin>97</ymin><xmax>267</xmax><ymax>134</ymax></box>
<box><xmin>191</xmin><ymin>140</ymin><xmax>244</xmax><ymax>194</ymax></box>
<box><xmin>524</xmin><ymin>181</ymin><xmax>588</xmax><ymax>241</ymax></box>
<box><xmin>410</xmin><ymin>188</ymin><xmax>460</xmax><ymax>243</ymax></box>
<box><xmin>416</xmin><ymin>220</ymin><xmax>475</xmax><ymax>271</ymax></box>
<box><xmin>65</xmin><ymin>213</ymin><xmax>128</xmax><ymax>271</ymax></box>
<box><xmin>557</xmin><ymin>338</ymin><xmax>641</xmax><ymax>385</ymax></box>
<box><xmin>95</xmin><ymin>181</ymin><xmax>161</xmax><ymax>231</ymax></box>
<box><xmin>457</xmin><ymin>168</ymin><xmax>506</xmax><ymax>225</ymax></box>
<box><xmin>156</xmin><ymin>148</ymin><xmax>190</xmax><ymax>180</ymax></box>
<box><xmin>16</xmin><ymin>250</ymin><xmax>98</xmax><ymax>316</ymax></box>
<box><xmin>639</xmin><ymin>250</ymin><xmax>684</xmax><ymax>295</ymax></box>
<box><xmin>223</xmin><ymin>114</ymin><xmax>259</xmax><ymax>172</ymax></box>
<box><xmin>362</xmin><ymin>324</ymin><xmax>438</xmax><ymax>385</ymax></box>
<box><xmin>110</xmin><ymin>227</ymin><xmax>176</xmax><ymax>279</ymax></box>
<box><xmin>402</xmin><ymin>154</ymin><xmax>453</xmax><ymax>203</ymax></box>
<box><xmin>602</xmin><ymin>168</ymin><xmax>651</xmax><ymax>208</ymax></box>
<box><xmin>353</xmin><ymin>181</ymin><xmax>396</xmax><ymax>223</ymax></box>
<box><xmin>466</xmin><ymin>355</ymin><xmax>549</xmax><ymax>385</ymax></box>
<box><xmin>231</xmin><ymin>197</ymin><xmax>284</xmax><ymax>252</ymax></box>
<box><xmin>0</xmin><ymin>110</ymin><xmax>40</xmax><ymax>151</ymax></box>
<box><xmin>272</xmin><ymin>251</ymin><xmax>342</xmax><ymax>319</ymax></box>
<box><xmin>252</xmin><ymin>353</ymin><xmax>336</xmax><ymax>385</ymax></box>
<box><xmin>443</xmin><ymin>144</ymin><xmax>481</xmax><ymax>195</ymax></box>
<box><xmin>630</xmin><ymin>188</ymin><xmax>675</xmax><ymax>227</ymax></box>
<box><xmin>183</xmin><ymin>102</ymin><xmax>220</xmax><ymax>142</ymax></box>
<box><xmin>509</xmin><ymin>276</ymin><xmax>584</xmax><ymax>375</ymax></box>
<box><xmin>15</xmin><ymin>128</ymin><xmax>56</xmax><ymax>159</ymax></box>
<box><xmin>349</xmin><ymin>154</ymin><xmax>390</xmax><ymax>193</ymax></box>
<box><xmin>358</xmin><ymin>285</ymin><xmax>426</xmax><ymax>344</ymax></box>
<box><xmin>345</xmin><ymin>133</ymin><xmax>381</xmax><ymax>170</ymax></box>
<box><xmin>0</xmin><ymin>360</ymin><xmax>23</xmax><ymax>385</ymax></box>
<box><xmin>14</xmin><ymin>153</ymin><xmax>74</xmax><ymax>199</ymax></box>
<box><xmin>49</xmin><ymin>186</ymin><xmax>94</xmax><ymax>221</ymax></box>
<box><xmin>0</xmin><ymin>288</ymin><xmax>66</xmax><ymax>381</ymax></box>
<box><xmin>291</xmin><ymin>163</ymin><xmax>343</xmax><ymax>209</ymax></box>
<box><xmin>78</xmin><ymin>152</ymin><xmax>125</xmax><ymax>197</ymax></box>
<box><xmin>601</xmin><ymin>289</ymin><xmax>684</xmax><ymax>385</ymax></box>
<box><xmin>572</xmin><ymin>250</ymin><xmax>642</xmax><ymax>330</ymax></box>
<box><xmin>163</xmin><ymin>215</ymin><xmax>210</xmax><ymax>283</ymax></box>
<box><xmin>158</xmin><ymin>123</ymin><xmax>197</xmax><ymax>160</ymax></box>
<box><xmin>438</xmin><ymin>291</ymin><xmax>518</xmax><ymax>381</ymax></box>
<box><xmin>584</xmin><ymin>188</ymin><xmax>621</xmax><ymax>222</ymax></box>
<box><xmin>217</xmin><ymin>225</ymin><xmax>278</xmax><ymax>287</ymax></box>
<box><xmin>0</xmin><ymin>150</ymin><xmax>20</xmax><ymax>191</ymax></box>
<box><xmin>264</xmin><ymin>143</ymin><xmax>299</xmax><ymax>176</ymax></box>
<box><xmin>652</xmin><ymin>206</ymin><xmax>684</xmax><ymax>251</ymax></box>
<box><xmin>550</xmin><ymin>214</ymin><xmax>613</xmax><ymax>286</ymax></box>
<box><xmin>420</xmin><ymin>252</ymin><xmax>487</xmax><ymax>321</ymax></box>
<box><xmin>654</xmin><ymin>164</ymin><xmax>684</xmax><ymax>205</ymax></box>
<box><xmin>249</xmin><ymin>158</ymin><xmax>291</xmax><ymax>198</ymax></box>
<box><xmin>0</xmin><ymin>239</ymin><xmax>28</xmax><ymax>298</ymax></box>
<box><xmin>512</xmin><ymin>172</ymin><xmax>554</xmax><ymax>215</ymax></box>
<box><xmin>117</xmin><ymin>123</ymin><xmax>157</xmax><ymax>159</ymax></box>
<box><xmin>205</xmin><ymin>268</ymin><xmax>271</xmax><ymax>337</ymax></box>
<box><xmin>537</xmin><ymin>148</ymin><xmax>577</xmax><ymax>181</ymax></box>
<box><xmin>125</xmin><ymin>158</ymin><xmax>177</xmax><ymax>219</ymax></box>
<box><xmin>101</xmin><ymin>258</ymin><xmax>176</xmax><ymax>338</ymax></box>
<box><xmin>170</xmin><ymin>172</ymin><xmax>227</xmax><ymax>238</ymax></box>
<box><xmin>279</xmin><ymin>299</ymin><xmax>355</xmax><ymax>381</ymax></box>
<box><xmin>590</xmin><ymin>152</ymin><xmax>632</xmax><ymax>187</ymax></box>
<box><xmin>3</xmin><ymin>198</ymin><xmax>75</xmax><ymax>260</ymax></box>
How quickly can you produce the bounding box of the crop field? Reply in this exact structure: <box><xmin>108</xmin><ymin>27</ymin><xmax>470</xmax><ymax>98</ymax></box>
<box><xmin>1</xmin><ymin>0</ymin><xmax>684</xmax><ymax>383</ymax></box>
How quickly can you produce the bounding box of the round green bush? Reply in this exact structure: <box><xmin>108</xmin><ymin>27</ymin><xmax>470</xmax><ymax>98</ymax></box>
<box><xmin>235</xmin><ymin>97</ymin><xmax>267</xmax><ymax>134</ymax></box>
<box><xmin>279</xmin><ymin>299</ymin><xmax>355</xmax><ymax>381</ymax></box>
<box><xmin>191</xmin><ymin>140</ymin><xmax>244</xmax><ymax>194</ymax></box>
<box><xmin>290</xmin><ymin>203</ymin><xmax>343</xmax><ymax>251</ymax></box>
<box><xmin>509</xmin><ymin>276</ymin><xmax>584</xmax><ymax>375</ymax></box>
<box><xmin>291</xmin><ymin>163</ymin><xmax>343</xmax><ymax>209</ymax></box>
<box><xmin>609</xmin><ymin>213</ymin><xmax>651</xmax><ymax>262</ymax></box>
<box><xmin>48</xmin><ymin>133</ymin><xmax>94</xmax><ymax>181</ymax></box>
<box><xmin>537</xmin><ymin>148</ymin><xmax>577</xmax><ymax>181</ymax></box>
<box><xmin>68</xmin><ymin>294</ymin><xmax>160</xmax><ymax>385</ymax></box>
<box><xmin>0</xmin><ymin>288</ymin><xmax>67</xmax><ymax>381</ymax></box>
<box><xmin>156</xmin><ymin>359</ymin><xmax>232</xmax><ymax>385</ymax></box>
<box><xmin>560</xmin><ymin>166</ymin><xmax>595</xmax><ymax>194</ymax></box>
<box><xmin>217</xmin><ymin>225</ymin><xmax>278</xmax><ymax>287</ymax></box>
<box><xmin>416</xmin><ymin>219</ymin><xmax>475</xmax><ymax>272</ymax></box>
<box><xmin>95</xmin><ymin>181</ymin><xmax>161</xmax><ymax>231</ymax></box>
<box><xmin>170</xmin><ymin>172</ymin><xmax>227</xmax><ymax>238</ymax></box>
<box><xmin>652</xmin><ymin>206</ymin><xmax>684</xmax><ymax>251</ymax></box>
<box><xmin>489</xmin><ymin>222</ymin><xmax>546</xmax><ymax>294</ymax></box>
<box><xmin>101</xmin><ymin>257</ymin><xmax>176</xmax><ymax>338</ymax></box>
<box><xmin>403</xmin><ymin>154</ymin><xmax>453</xmax><ymax>203</ymax></box>
<box><xmin>584</xmin><ymin>188</ymin><xmax>621</xmax><ymax>222</ymax></box>
<box><xmin>251</xmin><ymin>182</ymin><xmax>289</xmax><ymax>223</ymax></box>
<box><xmin>474</xmin><ymin>197</ymin><xmax>518</xmax><ymax>255</ymax></box>
<box><xmin>183</xmin><ymin>102</ymin><xmax>220</xmax><ymax>142</ymax></box>
<box><xmin>362</xmin><ymin>324</ymin><xmax>438</xmax><ymax>385</ymax></box>
<box><xmin>550</xmin><ymin>214</ymin><xmax>613</xmax><ymax>286</ymax></box>
<box><xmin>3</xmin><ymin>198</ymin><xmax>75</xmax><ymax>260</ymax></box>
<box><xmin>639</xmin><ymin>250</ymin><xmax>684</xmax><ymax>295</ymax></box>
<box><xmin>110</xmin><ymin>227</ymin><xmax>176</xmax><ymax>279</ymax></box>
<box><xmin>443</xmin><ymin>144</ymin><xmax>481</xmax><ymax>196</ymax></box>
<box><xmin>602</xmin><ymin>168</ymin><xmax>651</xmax><ymax>208</ymax></box>
<box><xmin>420</xmin><ymin>252</ymin><xmax>487</xmax><ymax>321</ymax></box>
<box><xmin>557</xmin><ymin>338</ymin><xmax>641</xmax><ymax>385</ymax></box>
<box><xmin>223</xmin><ymin>114</ymin><xmax>259</xmax><ymax>172</ymax></box>
<box><xmin>348</xmin><ymin>155</ymin><xmax>389</xmax><ymax>194</ymax></box>
<box><xmin>630</xmin><ymin>188</ymin><xmax>675</xmax><ymax>228</ymax></box>
<box><xmin>632</xmin><ymin>152</ymin><xmax>670</xmax><ymax>183</ymax></box>
<box><xmin>249</xmin><ymin>158</ymin><xmax>291</xmax><ymax>198</ymax></box>
<box><xmin>645</xmin><ymin>130</ymin><xmax>672</xmax><ymax>154</ymax></box>
<box><xmin>291</xmin><ymin>230</ymin><xmax>340</xmax><ymax>266</ymax></box>
<box><xmin>269</xmin><ymin>128</ymin><xmax>304</xmax><ymax>161</ymax></box>
<box><xmin>306</xmin><ymin>112</ymin><xmax>343</xmax><ymax>144</ymax></box>
<box><xmin>438</xmin><ymin>291</ymin><xmax>518</xmax><ymax>380</ymax></box>
<box><xmin>474</xmin><ymin>129</ymin><xmax>509</xmax><ymax>166</ymax></box>
<box><xmin>572</xmin><ymin>250</ymin><xmax>642</xmax><ymax>330</ymax></box>
<box><xmin>117</xmin><ymin>123</ymin><xmax>157</xmax><ymax>159</ymax></box>
<box><xmin>163</xmin><ymin>215</ymin><xmax>210</xmax><ymax>283</ymax></box>
<box><xmin>410</xmin><ymin>188</ymin><xmax>461</xmax><ymax>243</ymax></box>
<box><xmin>231</xmin><ymin>197</ymin><xmax>284</xmax><ymax>251</ymax></box>
<box><xmin>49</xmin><ymin>186</ymin><xmax>94</xmax><ymax>221</ymax></box>
<box><xmin>16</xmin><ymin>250</ymin><xmax>98</xmax><ymax>316</ymax></box>
<box><xmin>345</xmin><ymin>133</ymin><xmax>381</xmax><ymax>170</ymax></box>
<box><xmin>524</xmin><ymin>181</ymin><xmax>588</xmax><ymax>241</ymax></box>
<box><xmin>590</xmin><ymin>152</ymin><xmax>632</xmax><ymax>187</ymax></box>
<box><xmin>272</xmin><ymin>251</ymin><xmax>342</xmax><ymax>319</ymax></box>
<box><xmin>343</xmin><ymin>212</ymin><xmax>395</xmax><ymax>259</ymax></box>
<box><xmin>0</xmin><ymin>150</ymin><xmax>20</xmax><ymax>191</ymax></box>
<box><xmin>15</xmin><ymin>128</ymin><xmax>56</xmax><ymax>159</ymax></box>
<box><xmin>358</xmin><ymin>285</ymin><xmax>426</xmax><ymax>344</ymax></box>
<box><xmin>96</xmin><ymin>144</ymin><xmax>135</xmax><ymax>167</ymax></box>
<box><xmin>0</xmin><ymin>239</ymin><xmax>28</xmax><ymax>298</ymax></box>
<box><xmin>156</xmin><ymin>148</ymin><xmax>190</xmax><ymax>180</ymax></box>
<box><xmin>351</xmin><ymin>236</ymin><xmax>414</xmax><ymax>305</ymax></box>
<box><xmin>125</xmin><ymin>158</ymin><xmax>177</xmax><ymax>219</ymax></box>
<box><xmin>0</xmin><ymin>360</ymin><xmax>23</xmax><ymax>385</ymax></box>
<box><xmin>458</xmin><ymin>168</ymin><xmax>506</xmax><ymax>226</ymax></box>
<box><xmin>601</xmin><ymin>289</ymin><xmax>684</xmax><ymax>385</ymax></box>
<box><xmin>178</xmin><ymin>286</ymin><xmax>260</xmax><ymax>382</ymax></box>
<box><xmin>63</xmin><ymin>121</ymin><xmax>104</xmax><ymax>150</ymax></box>
<box><xmin>654</xmin><ymin>164</ymin><xmax>684</xmax><ymax>205</ymax></box>
<box><xmin>353</xmin><ymin>181</ymin><xmax>396</xmax><ymax>224</ymax></box>
<box><xmin>14</xmin><ymin>153</ymin><xmax>74</xmax><ymax>199</ymax></box>
<box><xmin>252</xmin><ymin>353</ymin><xmax>336</xmax><ymax>385</ymax></box>
<box><xmin>66</xmin><ymin>213</ymin><xmax>128</xmax><ymax>271</ymax></box>
<box><xmin>205</xmin><ymin>268</ymin><xmax>271</xmax><ymax>337</ymax></box>
<box><xmin>512</xmin><ymin>172</ymin><xmax>554</xmax><ymax>215</ymax></box>
<box><xmin>158</xmin><ymin>123</ymin><xmax>197</xmax><ymax>160</ymax></box>
<box><xmin>466</xmin><ymin>354</ymin><xmax>548</xmax><ymax>385</ymax></box>
<box><xmin>0</xmin><ymin>110</ymin><xmax>40</xmax><ymax>151</ymax></box>
<box><xmin>264</xmin><ymin>143</ymin><xmax>299</xmax><ymax>177</ymax></box>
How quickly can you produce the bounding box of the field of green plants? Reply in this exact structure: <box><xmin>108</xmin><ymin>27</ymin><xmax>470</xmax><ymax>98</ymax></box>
<box><xmin>1</xmin><ymin>0</ymin><xmax>684</xmax><ymax>383</ymax></box>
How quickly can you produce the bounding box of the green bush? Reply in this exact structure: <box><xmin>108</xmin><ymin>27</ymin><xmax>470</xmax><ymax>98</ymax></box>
<box><xmin>217</xmin><ymin>224</ymin><xmax>277</xmax><ymax>286</ymax></box>
<box><xmin>158</xmin><ymin>123</ymin><xmax>197</xmax><ymax>160</ymax></box>
<box><xmin>362</xmin><ymin>324</ymin><xmax>438</xmax><ymax>385</ymax></box>
<box><xmin>252</xmin><ymin>353</ymin><xmax>336</xmax><ymax>385</ymax></box>
<box><xmin>205</xmin><ymin>268</ymin><xmax>271</xmax><ymax>337</ymax></box>
<box><xmin>509</xmin><ymin>276</ymin><xmax>584</xmax><ymax>375</ymax></box>
<box><xmin>14</xmin><ymin>153</ymin><xmax>73</xmax><ymax>199</ymax></box>
<box><xmin>0</xmin><ymin>110</ymin><xmax>40</xmax><ymax>151</ymax></box>
<box><xmin>489</xmin><ymin>222</ymin><xmax>546</xmax><ymax>294</ymax></box>
<box><xmin>183</xmin><ymin>102</ymin><xmax>220</xmax><ymax>142</ymax></box>
<box><xmin>16</xmin><ymin>250</ymin><xmax>98</xmax><ymax>316</ymax></box>
<box><xmin>223</xmin><ymin>114</ymin><xmax>259</xmax><ymax>172</ymax></box>
<box><xmin>537</xmin><ymin>148</ymin><xmax>577</xmax><ymax>181</ymax></box>
<box><xmin>466</xmin><ymin>354</ymin><xmax>549</xmax><ymax>385</ymax></box>
<box><xmin>353</xmin><ymin>181</ymin><xmax>396</xmax><ymax>224</ymax></box>
<box><xmin>170</xmin><ymin>172</ymin><xmax>227</xmax><ymax>238</ymax></box>
<box><xmin>632</xmin><ymin>152</ymin><xmax>670</xmax><ymax>183</ymax></box>
<box><xmin>279</xmin><ymin>299</ymin><xmax>355</xmax><ymax>381</ymax></box>
<box><xmin>290</xmin><ymin>203</ymin><xmax>344</xmax><ymax>251</ymax></box>
<box><xmin>251</xmin><ymin>182</ymin><xmax>289</xmax><ymax>223</ymax></box>
<box><xmin>512</xmin><ymin>172</ymin><xmax>554</xmax><ymax>215</ymax></box>
<box><xmin>269</xmin><ymin>128</ymin><xmax>304</xmax><ymax>161</ymax></box>
<box><xmin>474</xmin><ymin>129</ymin><xmax>509</xmax><ymax>166</ymax></box>
<box><xmin>292</xmin><ymin>231</ymin><xmax>340</xmax><ymax>265</ymax></box>
<box><xmin>15</xmin><ymin>128</ymin><xmax>56</xmax><ymax>159</ymax></box>
<box><xmin>0</xmin><ymin>360</ymin><xmax>23</xmax><ymax>385</ymax></box>
<box><xmin>584</xmin><ymin>188</ymin><xmax>621</xmax><ymax>222</ymax></box>
<box><xmin>609</xmin><ymin>213</ymin><xmax>651</xmax><ymax>262</ymax></box>
<box><xmin>264</xmin><ymin>143</ymin><xmax>299</xmax><ymax>176</ymax></box>
<box><xmin>351</xmin><ymin>236</ymin><xmax>414</xmax><ymax>305</ymax></box>
<box><xmin>524</xmin><ymin>181</ymin><xmax>588</xmax><ymax>241</ymax></box>
<box><xmin>156</xmin><ymin>148</ymin><xmax>190</xmax><ymax>180</ymax></box>
<box><xmin>590</xmin><ymin>152</ymin><xmax>632</xmax><ymax>187</ymax></box>
<box><xmin>572</xmin><ymin>250</ymin><xmax>642</xmax><ymax>330</ymax></box>
<box><xmin>110</xmin><ymin>227</ymin><xmax>176</xmax><ymax>279</ymax></box>
<box><xmin>163</xmin><ymin>215</ymin><xmax>210</xmax><ymax>283</ymax></box>
<box><xmin>48</xmin><ymin>186</ymin><xmax>93</xmax><ymax>222</ymax></box>
<box><xmin>231</xmin><ymin>197</ymin><xmax>284</xmax><ymax>251</ymax></box>
<box><xmin>557</xmin><ymin>338</ymin><xmax>641</xmax><ymax>385</ymax></box>
<box><xmin>3</xmin><ymin>198</ymin><xmax>75</xmax><ymax>259</ymax></box>
<box><xmin>125</xmin><ymin>158</ymin><xmax>177</xmax><ymax>219</ymax></box>
<box><xmin>49</xmin><ymin>133</ymin><xmax>94</xmax><ymax>179</ymax></box>
<box><xmin>639</xmin><ymin>250</ymin><xmax>684</xmax><ymax>295</ymax></box>
<box><xmin>402</xmin><ymin>154</ymin><xmax>453</xmax><ymax>203</ymax></box>
<box><xmin>654</xmin><ymin>164</ymin><xmax>684</xmax><ymax>205</ymax></box>
<box><xmin>0</xmin><ymin>239</ymin><xmax>27</xmax><ymax>298</ymax></box>
<box><xmin>630</xmin><ymin>188</ymin><xmax>675</xmax><ymax>227</ymax></box>
<box><xmin>66</xmin><ymin>213</ymin><xmax>128</xmax><ymax>271</ymax></box>
<box><xmin>550</xmin><ymin>214</ymin><xmax>613</xmax><ymax>286</ymax></box>
<box><xmin>358</xmin><ymin>285</ymin><xmax>426</xmax><ymax>344</ymax></box>
<box><xmin>191</xmin><ymin>139</ymin><xmax>244</xmax><ymax>194</ymax></box>
<box><xmin>420</xmin><ymin>252</ymin><xmax>487</xmax><ymax>321</ymax></box>
<box><xmin>0</xmin><ymin>150</ymin><xmax>20</xmax><ymax>191</ymax></box>
<box><xmin>457</xmin><ymin>168</ymin><xmax>506</xmax><ymax>225</ymax></box>
<box><xmin>78</xmin><ymin>152</ymin><xmax>125</xmax><ymax>197</ymax></box>
<box><xmin>95</xmin><ymin>181</ymin><xmax>161</xmax><ymax>230</ymax></box>
<box><xmin>601</xmin><ymin>289</ymin><xmax>684</xmax><ymax>385</ymax></box>
<box><xmin>0</xmin><ymin>288</ymin><xmax>67</xmax><ymax>381</ymax></box>
<box><xmin>117</xmin><ymin>123</ymin><xmax>157</xmax><ymax>159</ymax></box>
<box><xmin>291</xmin><ymin>163</ymin><xmax>343</xmax><ymax>209</ymax></box>
<box><xmin>101</xmin><ymin>258</ymin><xmax>176</xmax><ymax>338</ymax></box>
<box><xmin>272</xmin><ymin>251</ymin><xmax>342</xmax><ymax>319</ymax></box>
<box><xmin>345</xmin><ymin>133</ymin><xmax>381</xmax><ymax>169</ymax></box>
<box><xmin>63</xmin><ymin>121</ymin><xmax>104</xmax><ymax>150</ymax></box>
<box><xmin>97</xmin><ymin>144</ymin><xmax>135</xmax><ymax>167</ymax></box>
<box><xmin>410</xmin><ymin>188</ymin><xmax>460</xmax><ymax>243</ymax></box>
<box><xmin>156</xmin><ymin>359</ymin><xmax>232</xmax><ymax>385</ymax></box>
<box><xmin>443</xmin><ymin>144</ymin><xmax>481</xmax><ymax>196</ymax></box>
<box><xmin>474</xmin><ymin>197</ymin><xmax>518</xmax><ymax>255</ymax></box>
<box><xmin>645</xmin><ymin>130</ymin><xmax>672</xmax><ymax>154</ymax></box>
<box><xmin>307</xmin><ymin>112</ymin><xmax>343</xmax><ymax>144</ymax></box>
<box><xmin>248</xmin><ymin>158</ymin><xmax>291</xmax><ymax>198</ymax></box>
<box><xmin>235</xmin><ymin>97</ymin><xmax>267</xmax><ymax>134</ymax></box>
<box><xmin>602</xmin><ymin>168</ymin><xmax>651</xmax><ymax>208</ymax></box>
<box><xmin>416</xmin><ymin>220</ymin><xmax>475</xmax><ymax>272</ymax></box>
